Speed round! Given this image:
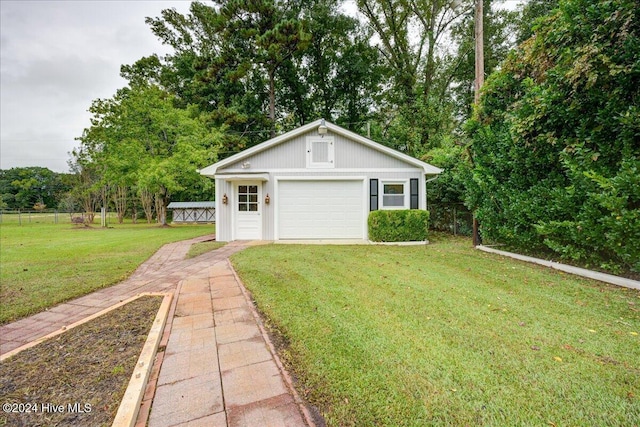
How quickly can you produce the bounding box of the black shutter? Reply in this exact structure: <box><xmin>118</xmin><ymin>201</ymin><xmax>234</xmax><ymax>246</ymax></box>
<box><xmin>410</xmin><ymin>178</ymin><xmax>419</xmax><ymax>209</ymax></box>
<box><xmin>370</xmin><ymin>179</ymin><xmax>378</xmax><ymax>211</ymax></box>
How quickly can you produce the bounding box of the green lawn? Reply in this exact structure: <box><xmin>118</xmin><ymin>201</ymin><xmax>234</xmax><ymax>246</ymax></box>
<box><xmin>0</xmin><ymin>222</ymin><xmax>215</xmax><ymax>324</ymax></box>
<box><xmin>186</xmin><ymin>240</ymin><xmax>226</xmax><ymax>259</ymax></box>
<box><xmin>231</xmin><ymin>235</ymin><xmax>640</xmax><ymax>426</ymax></box>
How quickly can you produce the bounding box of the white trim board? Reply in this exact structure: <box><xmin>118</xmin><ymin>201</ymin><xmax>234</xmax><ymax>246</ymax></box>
<box><xmin>477</xmin><ymin>245</ymin><xmax>640</xmax><ymax>290</ymax></box>
<box><xmin>276</xmin><ymin>175</ymin><xmax>367</xmax><ymax>181</ymax></box>
<box><xmin>215</xmin><ymin>168</ymin><xmax>429</xmax><ymax>174</ymax></box>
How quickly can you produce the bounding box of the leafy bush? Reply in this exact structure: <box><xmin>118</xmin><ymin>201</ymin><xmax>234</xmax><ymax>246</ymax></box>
<box><xmin>467</xmin><ymin>0</ymin><xmax>640</xmax><ymax>274</ymax></box>
<box><xmin>368</xmin><ymin>210</ymin><xmax>430</xmax><ymax>242</ymax></box>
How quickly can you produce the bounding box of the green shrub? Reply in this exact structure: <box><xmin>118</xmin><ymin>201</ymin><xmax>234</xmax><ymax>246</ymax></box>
<box><xmin>466</xmin><ymin>0</ymin><xmax>640</xmax><ymax>274</ymax></box>
<box><xmin>368</xmin><ymin>210</ymin><xmax>430</xmax><ymax>242</ymax></box>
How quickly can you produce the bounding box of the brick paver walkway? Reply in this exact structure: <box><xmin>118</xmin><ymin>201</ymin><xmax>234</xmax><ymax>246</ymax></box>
<box><xmin>0</xmin><ymin>234</ymin><xmax>219</xmax><ymax>355</ymax></box>
<box><xmin>0</xmin><ymin>235</ymin><xmax>311</xmax><ymax>427</ymax></box>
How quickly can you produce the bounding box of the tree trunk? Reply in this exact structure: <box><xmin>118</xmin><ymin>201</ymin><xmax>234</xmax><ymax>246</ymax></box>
<box><xmin>154</xmin><ymin>195</ymin><xmax>164</xmax><ymax>225</ymax></box>
<box><xmin>112</xmin><ymin>185</ymin><xmax>128</xmax><ymax>224</ymax></box>
<box><xmin>154</xmin><ymin>188</ymin><xmax>169</xmax><ymax>226</ymax></box>
<box><xmin>81</xmin><ymin>193</ymin><xmax>97</xmax><ymax>224</ymax></box>
<box><xmin>139</xmin><ymin>188</ymin><xmax>154</xmax><ymax>223</ymax></box>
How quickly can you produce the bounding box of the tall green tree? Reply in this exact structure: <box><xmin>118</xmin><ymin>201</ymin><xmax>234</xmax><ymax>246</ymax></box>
<box><xmin>356</xmin><ymin>0</ymin><xmax>465</xmax><ymax>155</ymax></box>
<box><xmin>130</xmin><ymin>1</ymin><xmax>309</xmax><ymax>144</ymax></box>
<box><xmin>214</xmin><ymin>0</ymin><xmax>311</xmax><ymax>137</ymax></box>
<box><xmin>123</xmin><ymin>1</ymin><xmax>382</xmax><ymax>155</ymax></box>
<box><xmin>75</xmin><ymin>84</ymin><xmax>223</xmax><ymax>224</ymax></box>
<box><xmin>66</xmin><ymin>155</ymin><xmax>101</xmax><ymax>222</ymax></box>
<box><xmin>444</xmin><ymin>0</ymin><xmax>517</xmax><ymax>121</ymax></box>
<box><xmin>467</xmin><ymin>0</ymin><xmax>640</xmax><ymax>273</ymax></box>
<box><xmin>286</xmin><ymin>0</ymin><xmax>384</xmax><ymax>129</ymax></box>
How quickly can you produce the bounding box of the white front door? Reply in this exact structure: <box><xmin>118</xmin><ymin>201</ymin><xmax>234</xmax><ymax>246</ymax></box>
<box><xmin>235</xmin><ymin>182</ymin><xmax>262</xmax><ymax>240</ymax></box>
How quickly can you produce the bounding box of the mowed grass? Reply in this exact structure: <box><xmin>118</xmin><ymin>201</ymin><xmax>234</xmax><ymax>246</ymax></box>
<box><xmin>0</xmin><ymin>222</ymin><xmax>215</xmax><ymax>324</ymax></box>
<box><xmin>231</xmin><ymin>235</ymin><xmax>640</xmax><ymax>426</ymax></box>
<box><xmin>185</xmin><ymin>240</ymin><xmax>226</xmax><ymax>259</ymax></box>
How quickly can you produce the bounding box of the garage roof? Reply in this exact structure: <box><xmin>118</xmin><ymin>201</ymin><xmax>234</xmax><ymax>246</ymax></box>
<box><xmin>167</xmin><ymin>201</ymin><xmax>216</xmax><ymax>209</ymax></box>
<box><xmin>199</xmin><ymin>119</ymin><xmax>443</xmax><ymax>177</ymax></box>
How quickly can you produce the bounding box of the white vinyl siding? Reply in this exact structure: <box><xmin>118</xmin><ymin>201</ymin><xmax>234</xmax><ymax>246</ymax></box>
<box><xmin>220</xmin><ymin>131</ymin><xmax>418</xmax><ymax>171</ymax></box>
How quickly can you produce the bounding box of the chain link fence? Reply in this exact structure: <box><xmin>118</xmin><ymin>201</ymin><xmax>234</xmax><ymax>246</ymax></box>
<box><xmin>428</xmin><ymin>203</ymin><xmax>473</xmax><ymax>236</ymax></box>
<box><xmin>0</xmin><ymin>209</ymin><xmax>119</xmax><ymax>225</ymax></box>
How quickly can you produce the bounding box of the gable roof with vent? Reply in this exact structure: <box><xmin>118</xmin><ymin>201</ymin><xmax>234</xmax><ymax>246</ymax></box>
<box><xmin>199</xmin><ymin>119</ymin><xmax>442</xmax><ymax>177</ymax></box>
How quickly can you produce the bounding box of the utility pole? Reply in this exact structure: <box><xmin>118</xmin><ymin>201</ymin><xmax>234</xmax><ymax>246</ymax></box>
<box><xmin>472</xmin><ymin>0</ymin><xmax>483</xmax><ymax>247</ymax></box>
<box><xmin>474</xmin><ymin>0</ymin><xmax>484</xmax><ymax>105</ymax></box>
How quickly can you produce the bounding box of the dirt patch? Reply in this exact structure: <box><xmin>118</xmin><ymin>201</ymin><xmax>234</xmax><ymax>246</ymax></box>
<box><xmin>0</xmin><ymin>296</ymin><xmax>162</xmax><ymax>427</ymax></box>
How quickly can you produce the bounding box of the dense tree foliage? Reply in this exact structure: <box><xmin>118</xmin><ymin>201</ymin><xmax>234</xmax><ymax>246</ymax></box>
<box><xmin>0</xmin><ymin>167</ymin><xmax>72</xmax><ymax>210</ymax></box>
<box><xmin>122</xmin><ymin>0</ymin><xmax>382</xmax><ymax>153</ymax></box>
<box><xmin>357</xmin><ymin>0</ymin><xmax>459</xmax><ymax>155</ymax></box>
<box><xmin>515</xmin><ymin>0</ymin><xmax>559</xmax><ymax>45</ymax></box>
<box><xmin>73</xmin><ymin>84</ymin><xmax>222</xmax><ymax>223</ymax></box>
<box><xmin>72</xmin><ymin>0</ymin><xmax>385</xmax><ymax>222</ymax></box>
<box><xmin>467</xmin><ymin>0</ymin><xmax>640</xmax><ymax>273</ymax></box>
<box><xmin>446</xmin><ymin>0</ymin><xmax>517</xmax><ymax>120</ymax></box>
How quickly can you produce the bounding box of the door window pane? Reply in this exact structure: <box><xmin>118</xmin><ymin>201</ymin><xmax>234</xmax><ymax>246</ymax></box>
<box><xmin>238</xmin><ymin>185</ymin><xmax>259</xmax><ymax>212</ymax></box>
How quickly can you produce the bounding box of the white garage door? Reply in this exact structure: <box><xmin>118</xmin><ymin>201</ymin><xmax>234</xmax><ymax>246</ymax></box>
<box><xmin>278</xmin><ymin>180</ymin><xmax>364</xmax><ymax>239</ymax></box>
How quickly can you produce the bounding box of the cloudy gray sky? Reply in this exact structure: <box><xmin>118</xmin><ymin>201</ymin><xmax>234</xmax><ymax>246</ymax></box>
<box><xmin>1</xmin><ymin>0</ymin><xmax>192</xmax><ymax>173</ymax></box>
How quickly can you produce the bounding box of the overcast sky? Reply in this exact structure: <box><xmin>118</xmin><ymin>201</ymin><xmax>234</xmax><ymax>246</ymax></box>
<box><xmin>0</xmin><ymin>0</ymin><xmax>192</xmax><ymax>173</ymax></box>
<box><xmin>0</xmin><ymin>1</ymin><xmax>516</xmax><ymax>174</ymax></box>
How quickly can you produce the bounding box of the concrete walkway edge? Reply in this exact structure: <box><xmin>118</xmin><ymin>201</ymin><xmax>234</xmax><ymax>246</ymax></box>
<box><xmin>146</xmin><ymin>242</ymin><xmax>311</xmax><ymax>427</ymax></box>
<box><xmin>477</xmin><ymin>245</ymin><xmax>640</xmax><ymax>290</ymax></box>
<box><xmin>228</xmin><ymin>259</ymin><xmax>317</xmax><ymax>427</ymax></box>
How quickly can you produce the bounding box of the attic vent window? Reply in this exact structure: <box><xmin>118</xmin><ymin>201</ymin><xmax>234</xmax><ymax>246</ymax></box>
<box><xmin>312</xmin><ymin>140</ymin><xmax>329</xmax><ymax>163</ymax></box>
<box><xmin>306</xmin><ymin>137</ymin><xmax>334</xmax><ymax>168</ymax></box>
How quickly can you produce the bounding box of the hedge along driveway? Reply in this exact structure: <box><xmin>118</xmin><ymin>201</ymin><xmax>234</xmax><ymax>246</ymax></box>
<box><xmin>231</xmin><ymin>235</ymin><xmax>640</xmax><ymax>426</ymax></box>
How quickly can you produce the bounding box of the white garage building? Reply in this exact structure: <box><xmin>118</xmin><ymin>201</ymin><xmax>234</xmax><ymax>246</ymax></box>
<box><xmin>199</xmin><ymin>119</ymin><xmax>441</xmax><ymax>242</ymax></box>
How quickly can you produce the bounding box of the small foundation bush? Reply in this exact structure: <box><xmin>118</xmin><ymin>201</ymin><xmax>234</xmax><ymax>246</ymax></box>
<box><xmin>368</xmin><ymin>210</ymin><xmax>429</xmax><ymax>242</ymax></box>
